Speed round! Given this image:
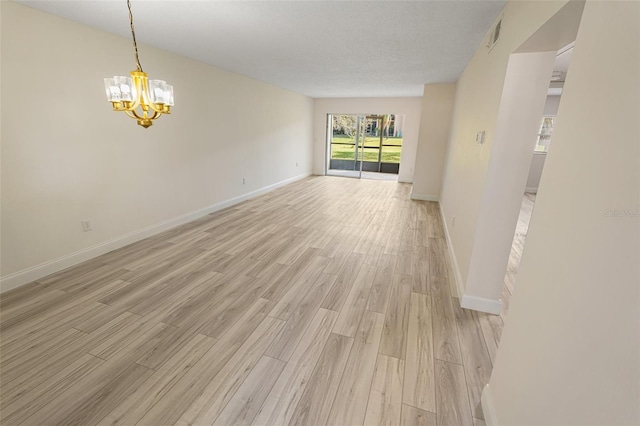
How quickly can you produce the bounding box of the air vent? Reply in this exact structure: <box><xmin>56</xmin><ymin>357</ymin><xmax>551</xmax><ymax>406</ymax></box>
<box><xmin>488</xmin><ymin>17</ymin><xmax>502</xmax><ymax>51</ymax></box>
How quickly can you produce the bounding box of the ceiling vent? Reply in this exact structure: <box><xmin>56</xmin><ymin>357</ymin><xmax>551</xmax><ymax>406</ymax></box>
<box><xmin>487</xmin><ymin>17</ymin><xmax>502</xmax><ymax>51</ymax></box>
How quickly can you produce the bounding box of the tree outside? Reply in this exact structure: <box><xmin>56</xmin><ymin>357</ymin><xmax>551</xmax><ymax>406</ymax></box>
<box><xmin>331</xmin><ymin>114</ymin><xmax>403</xmax><ymax>163</ymax></box>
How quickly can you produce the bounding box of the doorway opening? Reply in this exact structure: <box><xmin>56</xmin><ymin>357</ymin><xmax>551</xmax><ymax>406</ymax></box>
<box><xmin>501</xmin><ymin>42</ymin><xmax>575</xmax><ymax>319</ymax></box>
<box><xmin>326</xmin><ymin>114</ymin><xmax>403</xmax><ymax>180</ymax></box>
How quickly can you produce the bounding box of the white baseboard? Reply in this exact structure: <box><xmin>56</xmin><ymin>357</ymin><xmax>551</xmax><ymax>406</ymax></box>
<box><xmin>439</xmin><ymin>204</ymin><xmax>503</xmax><ymax>315</ymax></box>
<box><xmin>461</xmin><ymin>294</ymin><xmax>503</xmax><ymax>315</ymax></box>
<box><xmin>481</xmin><ymin>384</ymin><xmax>498</xmax><ymax>426</ymax></box>
<box><xmin>438</xmin><ymin>203</ymin><xmax>464</xmax><ymax>299</ymax></box>
<box><xmin>0</xmin><ymin>173</ymin><xmax>311</xmax><ymax>293</ymax></box>
<box><xmin>525</xmin><ymin>186</ymin><xmax>538</xmax><ymax>194</ymax></box>
<box><xmin>410</xmin><ymin>192</ymin><xmax>439</xmax><ymax>201</ymax></box>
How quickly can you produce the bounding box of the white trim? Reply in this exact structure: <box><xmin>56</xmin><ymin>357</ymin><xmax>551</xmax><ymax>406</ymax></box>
<box><xmin>0</xmin><ymin>173</ymin><xmax>311</xmax><ymax>293</ymax></box>
<box><xmin>439</xmin><ymin>203</ymin><xmax>503</xmax><ymax>314</ymax></box>
<box><xmin>438</xmin><ymin>203</ymin><xmax>464</xmax><ymax>299</ymax></box>
<box><xmin>481</xmin><ymin>384</ymin><xmax>499</xmax><ymax>426</ymax></box>
<box><xmin>461</xmin><ymin>294</ymin><xmax>503</xmax><ymax>315</ymax></box>
<box><xmin>410</xmin><ymin>192</ymin><xmax>439</xmax><ymax>201</ymax></box>
<box><xmin>525</xmin><ymin>186</ymin><xmax>538</xmax><ymax>194</ymax></box>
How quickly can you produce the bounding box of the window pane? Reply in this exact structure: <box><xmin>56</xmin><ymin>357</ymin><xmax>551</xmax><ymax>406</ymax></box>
<box><xmin>535</xmin><ymin>116</ymin><xmax>555</xmax><ymax>153</ymax></box>
<box><xmin>331</xmin><ymin>143</ymin><xmax>356</xmax><ymax>160</ymax></box>
<box><xmin>540</xmin><ymin>117</ymin><xmax>555</xmax><ymax>136</ymax></box>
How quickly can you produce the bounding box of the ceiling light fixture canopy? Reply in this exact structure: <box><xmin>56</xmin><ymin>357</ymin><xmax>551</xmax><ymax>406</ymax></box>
<box><xmin>104</xmin><ymin>0</ymin><xmax>174</xmax><ymax>128</ymax></box>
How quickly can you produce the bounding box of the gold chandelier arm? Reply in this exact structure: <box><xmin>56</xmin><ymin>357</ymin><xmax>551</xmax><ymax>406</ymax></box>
<box><xmin>140</xmin><ymin>75</ymin><xmax>166</xmax><ymax>113</ymax></box>
<box><xmin>147</xmin><ymin>102</ymin><xmax>168</xmax><ymax>114</ymax></box>
<box><xmin>125</xmin><ymin>109</ymin><xmax>142</xmax><ymax>120</ymax></box>
<box><xmin>118</xmin><ymin>99</ymin><xmax>141</xmax><ymax>113</ymax></box>
<box><xmin>127</xmin><ymin>96</ymin><xmax>142</xmax><ymax>111</ymax></box>
<box><xmin>125</xmin><ymin>105</ymin><xmax>164</xmax><ymax>121</ymax></box>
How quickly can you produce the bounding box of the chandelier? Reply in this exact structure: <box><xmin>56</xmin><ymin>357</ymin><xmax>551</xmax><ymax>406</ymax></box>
<box><xmin>104</xmin><ymin>0</ymin><xmax>174</xmax><ymax>128</ymax></box>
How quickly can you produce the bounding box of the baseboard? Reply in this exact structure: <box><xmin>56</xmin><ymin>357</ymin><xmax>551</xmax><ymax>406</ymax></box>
<box><xmin>481</xmin><ymin>384</ymin><xmax>499</xmax><ymax>426</ymax></box>
<box><xmin>0</xmin><ymin>173</ymin><xmax>311</xmax><ymax>293</ymax></box>
<box><xmin>438</xmin><ymin>203</ymin><xmax>465</xmax><ymax>299</ymax></box>
<box><xmin>461</xmin><ymin>294</ymin><xmax>503</xmax><ymax>315</ymax></box>
<box><xmin>525</xmin><ymin>186</ymin><xmax>538</xmax><ymax>194</ymax></box>
<box><xmin>410</xmin><ymin>192</ymin><xmax>439</xmax><ymax>201</ymax></box>
<box><xmin>439</xmin><ymin>204</ymin><xmax>503</xmax><ymax>314</ymax></box>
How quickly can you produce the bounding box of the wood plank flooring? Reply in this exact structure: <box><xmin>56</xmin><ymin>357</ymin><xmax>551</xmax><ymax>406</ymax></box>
<box><xmin>0</xmin><ymin>176</ymin><xmax>503</xmax><ymax>426</ymax></box>
<box><xmin>501</xmin><ymin>192</ymin><xmax>536</xmax><ymax>319</ymax></box>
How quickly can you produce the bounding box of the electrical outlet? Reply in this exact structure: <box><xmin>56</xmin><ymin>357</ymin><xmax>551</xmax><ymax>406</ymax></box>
<box><xmin>81</xmin><ymin>219</ymin><xmax>92</xmax><ymax>232</ymax></box>
<box><xmin>476</xmin><ymin>131</ymin><xmax>485</xmax><ymax>145</ymax></box>
<box><xmin>296</xmin><ymin>162</ymin><xmax>298</xmax><ymax>167</ymax></box>
<box><xmin>242</xmin><ymin>177</ymin><xmax>246</xmax><ymax>184</ymax></box>
<box><xmin>452</xmin><ymin>216</ymin><xmax>456</xmax><ymax>228</ymax></box>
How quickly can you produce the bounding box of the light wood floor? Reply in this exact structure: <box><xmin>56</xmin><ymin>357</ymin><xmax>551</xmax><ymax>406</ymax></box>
<box><xmin>501</xmin><ymin>192</ymin><xmax>536</xmax><ymax>319</ymax></box>
<box><xmin>0</xmin><ymin>176</ymin><xmax>502</xmax><ymax>426</ymax></box>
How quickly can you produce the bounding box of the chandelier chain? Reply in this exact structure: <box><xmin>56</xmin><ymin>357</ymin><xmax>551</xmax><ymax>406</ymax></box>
<box><xmin>127</xmin><ymin>0</ymin><xmax>143</xmax><ymax>72</ymax></box>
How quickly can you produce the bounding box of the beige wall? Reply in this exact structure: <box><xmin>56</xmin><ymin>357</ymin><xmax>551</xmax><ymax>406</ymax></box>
<box><xmin>312</xmin><ymin>97</ymin><xmax>422</xmax><ymax>182</ymax></box>
<box><xmin>487</xmin><ymin>1</ymin><xmax>639</xmax><ymax>424</ymax></box>
<box><xmin>0</xmin><ymin>3</ymin><xmax>313</xmax><ymax>290</ymax></box>
<box><xmin>410</xmin><ymin>83</ymin><xmax>456</xmax><ymax>201</ymax></box>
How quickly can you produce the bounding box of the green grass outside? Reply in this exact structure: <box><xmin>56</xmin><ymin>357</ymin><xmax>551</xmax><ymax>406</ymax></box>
<box><xmin>330</xmin><ymin>135</ymin><xmax>403</xmax><ymax>163</ymax></box>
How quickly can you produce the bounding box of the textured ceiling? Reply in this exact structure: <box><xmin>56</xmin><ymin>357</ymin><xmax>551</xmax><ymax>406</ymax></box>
<box><xmin>17</xmin><ymin>0</ymin><xmax>506</xmax><ymax>98</ymax></box>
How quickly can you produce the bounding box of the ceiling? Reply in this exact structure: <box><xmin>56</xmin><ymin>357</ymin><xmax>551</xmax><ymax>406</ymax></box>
<box><xmin>17</xmin><ymin>0</ymin><xmax>506</xmax><ymax>98</ymax></box>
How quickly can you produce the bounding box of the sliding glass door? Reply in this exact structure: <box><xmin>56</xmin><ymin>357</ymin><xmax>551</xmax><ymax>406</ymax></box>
<box><xmin>326</xmin><ymin>114</ymin><xmax>403</xmax><ymax>179</ymax></box>
<box><xmin>327</xmin><ymin>114</ymin><xmax>365</xmax><ymax>178</ymax></box>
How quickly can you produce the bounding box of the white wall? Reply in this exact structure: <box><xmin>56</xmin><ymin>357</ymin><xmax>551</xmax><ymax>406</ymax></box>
<box><xmin>525</xmin><ymin>154</ymin><xmax>546</xmax><ymax>193</ymax></box>
<box><xmin>0</xmin><ymin>2</ymin><xmax>314</xmax><ymax>291</ymax></box>
<box><xmin>464</xmin><ymin>50</ymin><xmax>558</xmax><ymax>313</ymax></box>
<box><xmin>410</xmin><ymin>84</ymin><xmax>456</xmax><ymax>201</ymax></box>
<box><xmin>438</xmin><ymin>0</ymin><xmax>580</xmax><ymax>308</ymax></box>
<box><xmin>312</xmin><ymin>97</ymin><xmax>422</xmax><ymax>182</ymax></box>
<box><xmin>486</xmin><ymin>1</ymin><xmax>639</xmax><ymax>424</ymax></box>
<box><xmin>543</xmin><ymin>94</ymin><xmax>561</xmax><ymax>116</ymax></box>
